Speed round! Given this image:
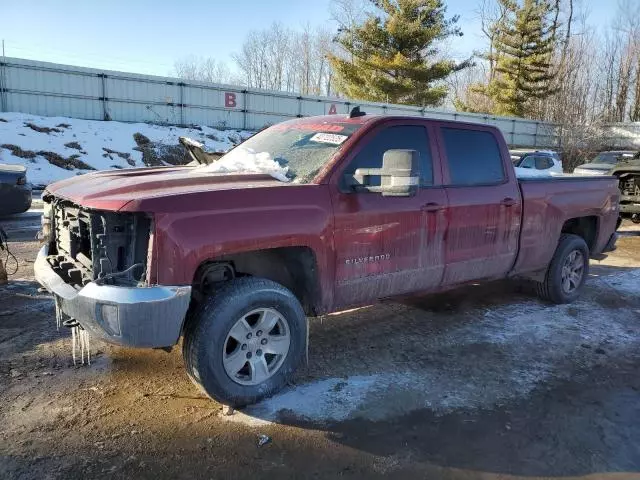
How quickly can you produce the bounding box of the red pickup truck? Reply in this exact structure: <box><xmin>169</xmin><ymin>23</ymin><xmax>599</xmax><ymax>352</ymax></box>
<box><xmin>35</xmin><ymin>112</ymin><xmax>619</xmax><ymax>407</ymax></box>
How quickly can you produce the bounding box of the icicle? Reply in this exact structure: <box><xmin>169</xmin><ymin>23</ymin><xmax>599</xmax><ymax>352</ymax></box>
<box><xmin>65</xmin><ymin>319</ymin><xmax>91</xmax><ymax>366</ymax></box>
<box><xmin>85</xmin><ymin>330</ymin><xmax>91</xmax><ymax>365</ymax></box>
<box><xmin>81</xmin><ymin>327</ymin><xmax>85</xmax><ymax>364</ymax></box>
<box><xmin>71</xmin><ymin>325</ymin><xmax>77</xmax><ymax>365</ymax></box>
<box><xmin>55</xmin><ymin>297</ymin><xmax>62</xmax><ymax>330</ymax></box>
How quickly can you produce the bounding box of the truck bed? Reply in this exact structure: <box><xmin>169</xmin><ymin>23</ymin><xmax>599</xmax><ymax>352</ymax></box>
<box><xmin>514</xmin><ymin>175</ymin><xmax>619</xmax><ymax>275</ymax></box>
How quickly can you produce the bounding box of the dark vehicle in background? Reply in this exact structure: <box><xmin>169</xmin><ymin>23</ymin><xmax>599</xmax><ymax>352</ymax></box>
<box><xmin>510</xmin><ymin>149</ymin><xmax>563</xmax><ymax>174</ymax></box>
<box><xmin>610</xmin><ymin>155</ymin><xmax>640</xmax><ymax>223</ymax></box>
<box><xmin>573</xmin><ymin>150</ymin><xmax>636</xmax><ymax>176</ymax></box>
<box><xmin>0</xmin><ymin>164</ymin><xmax>32</xmax><ymax>215</ymax></box>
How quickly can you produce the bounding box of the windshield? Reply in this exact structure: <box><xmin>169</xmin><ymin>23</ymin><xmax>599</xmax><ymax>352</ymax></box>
<box><xmin>216</xmin><ymin>120</ymin><xmax>362</xmax><ymax>183</ymax></box>
<box><xmin>590</xmin><ymin>152</ymin><xmax>632</xmax><ymax>165</ymax></box>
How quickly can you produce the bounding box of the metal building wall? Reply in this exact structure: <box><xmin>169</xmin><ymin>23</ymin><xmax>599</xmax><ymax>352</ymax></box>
<box><xmin>0</xmin><ymin>56</ymin><xmax>563</xmax><ymax>147</ymax></box>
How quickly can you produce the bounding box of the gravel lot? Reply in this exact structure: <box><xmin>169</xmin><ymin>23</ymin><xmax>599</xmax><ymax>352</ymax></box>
<box><xmin>1</xmin><ymin>214</ymin><xmax>640</xmax><ymax>479</ymax></box>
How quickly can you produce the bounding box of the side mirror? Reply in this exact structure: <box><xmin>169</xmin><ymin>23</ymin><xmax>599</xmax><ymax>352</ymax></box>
<box><xmin>345</xmin><ymin>149</ymin><xmax>420</xmax><ymax>197</ymax></box>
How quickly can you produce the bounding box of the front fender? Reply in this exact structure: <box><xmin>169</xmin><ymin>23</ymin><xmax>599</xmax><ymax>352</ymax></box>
<box><xmin>148</xmin><ymin>185</ymin><xmax>335</xmax><ymax>311</ymax></box>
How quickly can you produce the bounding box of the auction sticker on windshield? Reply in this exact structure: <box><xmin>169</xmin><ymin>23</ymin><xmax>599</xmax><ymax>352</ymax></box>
<box><xmin>309</xmin><ymin>132</ymin><xmax>349</xmax><ymax>145</ymax></box>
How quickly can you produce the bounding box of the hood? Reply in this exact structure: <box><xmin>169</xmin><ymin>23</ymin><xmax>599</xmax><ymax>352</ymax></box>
<box><xmin>574</xmin><ymin>163</ymin><xmax>612</xmax><ymax>173</ymax></box>
<box><xmin>575</xmin><ymin>163</ymin><xmax>612</xmax><ymax>171</ymax></box>
<box><xmin>45</xmin><ymin>166</ymin><xmax>285</xmax><ymax>211</ymax></box>
<box><xmin>611</xmin><ymin>159</ymin><xmax>640</xmax><ymax>172</ymax></box>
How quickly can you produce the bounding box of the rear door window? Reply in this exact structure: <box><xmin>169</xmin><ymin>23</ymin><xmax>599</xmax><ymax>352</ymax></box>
<box><xmin>535</xmin><ymin>156</ymin><xmax>553</xmax><ymax>170</ymax></box>
<box><xmin>344</xmin><ymin>125</ymin><xmax>434</xmax><ymax>186</ymax></box>
<box><xmin>441</xmin><ymin>128</ymin><xmax>505</xmax><ymax>185</ymax></box>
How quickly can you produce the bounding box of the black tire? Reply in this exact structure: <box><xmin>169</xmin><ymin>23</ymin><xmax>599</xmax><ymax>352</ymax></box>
<box><xmin>536</xmin><ymin>233</ymin><xmax>589</xmax><ymax>304</ymax></box>
<box><xmin>183</xmin><ymin>277</ymin><xmax>307</xmax><ymax>407</ymax></box>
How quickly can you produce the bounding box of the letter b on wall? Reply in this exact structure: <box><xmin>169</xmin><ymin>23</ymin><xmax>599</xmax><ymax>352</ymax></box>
<box><xmin>225</xmin><ymin>92</ymin><xmax>237</xmax><ymax>108</ymax></box>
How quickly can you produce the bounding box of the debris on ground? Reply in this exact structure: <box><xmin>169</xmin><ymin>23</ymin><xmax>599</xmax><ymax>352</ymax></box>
<box><xmin>257</xmin><ymin>434</ymin><xmax>271</xmax><ymax>447</ymax></box>
<box><xmin>221</xmin><ymin>405</ymin><xmax>235</xmax><ymax>416</ymax></box>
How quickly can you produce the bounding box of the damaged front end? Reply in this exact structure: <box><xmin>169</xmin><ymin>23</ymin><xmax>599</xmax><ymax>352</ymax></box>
<box><xmin>35</xmin><ymin>194</ymin><xmax>191</xmax><ymax>349</ymax></box>
<box><xmin>610</xmin><ymin>160</ymin><xmax>640</xmax><ymax>223</ymax></box>
<box><xmin>44</xmin><ymin>198</ymin><xmax>151</xmax><ymax>287</ymax></box>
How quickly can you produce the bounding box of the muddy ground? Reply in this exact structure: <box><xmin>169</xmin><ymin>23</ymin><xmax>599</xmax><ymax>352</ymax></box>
<box><xmin>2</xmin><ymin>215</ymin><xmax>640</xmax><ymax>479</ymax></box>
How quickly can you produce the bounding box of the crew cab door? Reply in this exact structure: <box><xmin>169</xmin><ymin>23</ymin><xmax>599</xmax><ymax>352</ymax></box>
<box><xmin>331</xmin><ymin>121</ymin><xmax>447</xmax><ymax>308</ymax></box>
<box><xmin>436</xmin><ymin>125</ymin><xmax>522</xmax><ymax>285</ymax></box>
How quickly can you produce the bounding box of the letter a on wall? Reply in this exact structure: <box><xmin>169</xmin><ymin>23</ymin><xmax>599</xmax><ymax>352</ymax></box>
<box><xmin>225</xmin><ymin>92</ymin><xmax>237</xmax><ymax>108</ymax></box>
<box><xmin>328</xmin><ymin>104</ymin><xmax>337</xmax><ymax>115</ymax></box>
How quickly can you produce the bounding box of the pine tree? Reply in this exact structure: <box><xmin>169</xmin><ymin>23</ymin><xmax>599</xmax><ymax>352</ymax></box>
<box><xmin>328</xmin><ymin>0</ymin><xmax>471</xmax><ymax>106</ymax></box>
<box><xmin>478</xmin><ymin>0</ymin><xmax>558</xmax><ymax>117</ymax></box>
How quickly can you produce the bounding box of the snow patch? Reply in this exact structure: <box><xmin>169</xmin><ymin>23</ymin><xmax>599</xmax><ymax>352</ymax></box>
<box><xmin>0</xmin><ymin>112</ymin><xmax>253</xmax><ymax>186</ymax></box>
<box><xmin>195</xmin><ymin>147</ymin><xmax>290</xmax><ymax>182</ymax></box>
<box><xmin>599</xmin><ymin>268</ymin><xmax>640</xmax><ymax>297</ymax></box>
<box><xmin>226</xmin><ymin>269</ymin><xmax>640</xmax><ymax>426</ymax></box>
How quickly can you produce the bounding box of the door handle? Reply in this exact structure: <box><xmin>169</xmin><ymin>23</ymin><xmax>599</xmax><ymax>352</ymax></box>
<box><xmin>501</xmin><ymin>197</ymin><xmax>517</xmax><ymax>207</ymax></box>
<box><xmin>421</xmin><ymin>202</ymin><xmax>445</xmax><ymax>212</ymax></box>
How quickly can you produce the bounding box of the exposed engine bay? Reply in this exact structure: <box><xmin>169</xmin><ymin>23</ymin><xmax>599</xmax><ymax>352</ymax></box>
<box><xmin>42</xmin><ymin>196</ymin><xmax>151</xmax><ymax>288</ymax></box>
<box><xmin>610</xmin><ymin>159</ymin><xmax>640</xmax><ymax>223</ymax></box>
<box><xmin>618</xmin><ymin>173</ymin><xmax>640</xmax><ymax>197</ymax></box>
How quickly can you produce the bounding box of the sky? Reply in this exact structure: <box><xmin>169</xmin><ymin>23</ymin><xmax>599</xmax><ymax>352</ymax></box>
<box><xmin>1</xmin><ymin>0</ymin><xmax>620</xmax><ymax>78</ymax></box>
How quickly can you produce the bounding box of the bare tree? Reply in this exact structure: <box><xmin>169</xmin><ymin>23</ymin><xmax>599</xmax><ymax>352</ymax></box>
<box><xmin>172</xmin><ymin>56</ymin><xmax>233</xmax><ymax>84</ymax></box>
<box><xmin>330</xmin><ymin>0</ymin><xmax>366</xmax><ymax>33</ymax></box>
<box><xmin>231</xmin><ymin>23</ymin><xmax>336</xmax><ymax>96</ymax></box>
<box><xmin>477</xmin><ymin>0</ymin><xmax>508</xmax><ymax>81</ymax></box>
<box><xmin>631</xmin><ymin>52</ymin><xmax>640</xmax><ymax>121</ymax></box>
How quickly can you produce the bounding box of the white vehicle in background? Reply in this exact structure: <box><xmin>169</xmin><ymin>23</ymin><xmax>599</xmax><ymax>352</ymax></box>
<box><xmin>573</xmin><ymin>150</ymin><xmax>636</xmax><ymax>176</ymax></box>
<box><xmin>510</xmin><ymin>149</ymin><xmax>563</xmax><ymax>175</ymax></box>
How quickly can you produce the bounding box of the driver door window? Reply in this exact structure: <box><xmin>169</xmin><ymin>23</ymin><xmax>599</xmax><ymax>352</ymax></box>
<box><xmin>519</xmin><ymin>155</ymin><xmax>536</xmax><ymax>169</ymax></box>
<box><xmin>343</xmin><ymin>125</ymin><xmax>433</xmax><ymax>187</ymax></box>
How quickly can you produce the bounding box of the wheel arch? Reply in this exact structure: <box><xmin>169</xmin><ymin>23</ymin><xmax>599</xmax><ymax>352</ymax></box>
<box><xmin>192</xmin><ymin>246</ymin><xmax>322</xmax><ymax>317</ymax></box>
<box><xmin>561</xmin><ymin>216</ymin><xmax>598</xmax><ymax>252</ymax></box>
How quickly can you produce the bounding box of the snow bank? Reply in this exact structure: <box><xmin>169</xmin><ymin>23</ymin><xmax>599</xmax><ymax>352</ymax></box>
<box><xmin>194</xmin><ymin>147</ymin><xmax>290</xmax><ymax>182</ymax></box>
<box><xmin>0</xmin><ymin>112</ymin><xmax>253</xmax><ymax>186</ymax></box>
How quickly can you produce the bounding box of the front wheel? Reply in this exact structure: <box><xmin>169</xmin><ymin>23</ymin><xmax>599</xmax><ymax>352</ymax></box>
<box><xmin>183</xmin><ymin>277</ymin><xmax>307</xmax><ymax>407</ymax></box>
<box><xmin>536</xmin><ymin>234</ymin><xmax>589</xmax><ymax>304</ymax></box>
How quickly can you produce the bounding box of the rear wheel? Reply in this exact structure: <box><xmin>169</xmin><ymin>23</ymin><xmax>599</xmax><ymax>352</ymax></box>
<box><xmin>536</xmin><ymin>234</ymin><xmax>589</xmax><ymax>304</ymax></box>
<box><xmin>183</xmin><ymin>277</ymin><xmax>307</xmax><ymax>407</ymax></box>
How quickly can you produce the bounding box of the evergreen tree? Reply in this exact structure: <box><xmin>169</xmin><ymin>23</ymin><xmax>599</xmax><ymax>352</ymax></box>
<box><xmin>473</xmin><ymin>0</ymin><xmax>558</xmax><ymax>117</ymax></box>
<box><xmin>328</xmin><ymin>0</ymin><xmax>471</xmax><ymax>106</ymax></box>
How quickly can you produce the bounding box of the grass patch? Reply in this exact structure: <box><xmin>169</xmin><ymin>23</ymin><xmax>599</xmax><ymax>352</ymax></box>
<box><xmin>56</xmin><ymin>123</ymin><xmax>71</xmax><ymax>129</ymax></box>
<box><xmin>139</xmin><ymin>143</ymin><xmax>186</xmax><ymax>167</ymax></box>
<box><xmin>0</xmin><ymin>118</ymin><xmax>7</xmax><ymax>123</ymax></box>
<box><xmin>102</xmin><ymin>147</ymin><xmax>135</xmax><ymax>166</ymax></box>
<box><xmin>64</xmin><ymin>141</ymin><xmax>82</xmax><ymax>150</ymax></box>
<box><xmin>37</xmin><ymin>151</ymin><xmax>95</xmax><ymax>171</ymax></box>
<box><xmin>24</xmin><ymin>123</ymin><xmax>62</xmax><ymax>134</ymax></box>
<box><xmin>1</xmin><ymin>144</ymin><xmax>37</xmax><ymax>159</ymax></box>
<box><xmin>133</xmin><ymin>133</ymin><xmax>151</xmax><ymax>146</ymax></box>
<box><xmin>2</xmin><ymin>144</ymin><xmax>96</xmax><ymax>170</ymax></box>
